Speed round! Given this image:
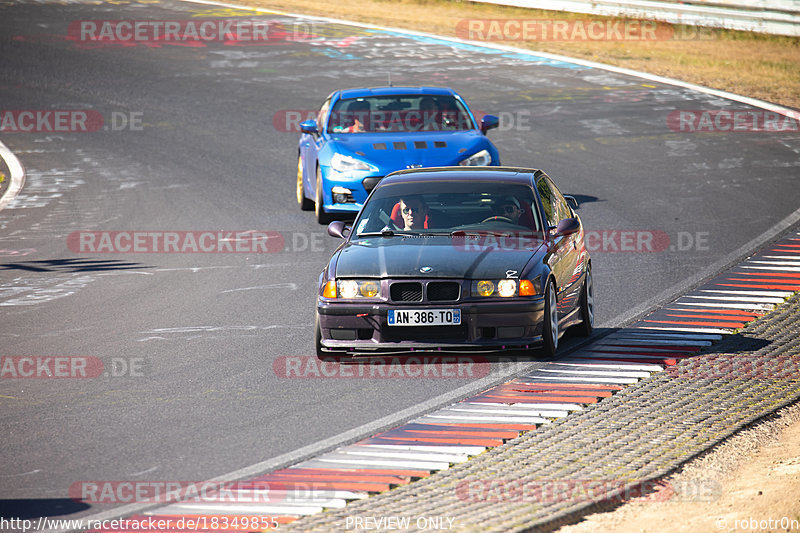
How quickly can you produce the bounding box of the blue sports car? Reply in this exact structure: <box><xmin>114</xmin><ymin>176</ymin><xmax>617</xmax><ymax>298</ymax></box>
<box><xmin>296</xmin><ymin>87</ymin><xmax>501</xmax><ymax>223</ymax></box>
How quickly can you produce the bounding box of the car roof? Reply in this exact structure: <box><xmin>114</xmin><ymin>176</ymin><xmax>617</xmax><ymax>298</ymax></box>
<box><xmin>338</xmin><ymin>86</ymin><xmax>458</xmax><ymax>99</ymax></box>
<box><xmin>380</xmin><ymin>166</ymin><xmax>543</xmax><ymax>186</ymax></box>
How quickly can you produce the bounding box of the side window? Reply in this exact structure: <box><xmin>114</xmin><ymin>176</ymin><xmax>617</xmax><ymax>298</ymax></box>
<box><xmin>537</xmin><ymin>175</ymin><xmax>572</xmax><ymax>227</ymax></box>
<box><xmin>536</xmin><ymin>176</ymin><xmax>556</xmax><ymax>227</ymax></box>
<box><xmin>546</xmin><ymin>176</ymin><xmax>572</xmax><ymax>223</ymax></box>
<box><xmin>316</xmin><ymin>97</ymin><xmax>331</xmax><ymax>132</ymax></box>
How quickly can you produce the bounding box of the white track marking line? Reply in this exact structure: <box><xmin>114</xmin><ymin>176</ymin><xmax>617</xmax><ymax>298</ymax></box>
<box><xmin>682</xmin><ymin>294</ymin><xmax>786</xmax><ymax>304</ymax></box>
<box><xmin>537</xmin><ymin>368</ymin><xmax>653</xmax><ymax>378</ymax></box>
<box><xmin>519</xmin><ymin>374</ymin><xmax>640</xmax><ymax>384</ymax></box>
<box><xmin>747</xmin><ymin>260</ymin><xmax>800</xmax><ymax>267</ymax></box>
<box><xmin>337</xmin><ymin>447</ymin><xmax>471</xmax><ymax>463</ymax></box>
<box><xmin>598</xmin><ymin>338</ymin><xmax>713</xmax><ymax>346</ymax></box>
<box><xmin>698</xmin><ymin>289</ymin><xmax>792</xmax><ymax>298</ymax></box>
<box><xmin>361</xmin><ymin>444</ymin><xmax>486</xmax><ymax>455</ymax></box>
<box><xmin>0</xmin><ymin>140</ymin><xmax>25</xmax><ymax>212</ymax></box>
<box><xmin>153</xmin><ymin>502</ymin><xmax>322</xmax><ymax>515</ymax></box>
<box><xmin>421</xmin><ymin>414</ymin><xmax>551</xmax><ymax>424</ymax></box>
<box><xmin>671</xmin><ymin>300</ymin><xmax>775</xmax><ymax>311</ymax></box>
<box><xmin>738</xmin><ymin>265</ymin><xmax>800</xmax><ymax>272</ymax></box>
<box><xmin>573</xmin><ymin>352</ymin><xmax>681</xmax><ymax>362</ymax></box>
<box><xmin>441</xmin><ymin>406</ymin><xmax>567</xmax><ymax>418</ymax></box>
<box><xmin>457</xmin><ymin>404</ymin><xmax>571</xmax><ymax>417</ymax></box>
<box><xmin>467</xmin><ymin>401</ymin><xmax>583</xmax><ymax>411</ymax></box>
<box><xmin>608</xmin><ymin>331</ymin><xmax>724</xmax><ymax>340</ymax></box>
<box><xmin>553</xmin><ymin>361</ymin><xmax>665</xmax><ymax>371</ymax></box>
<box><xmin>310</xmin><ymin>456</ymin><xmax>451</xmax><ymax>470</ymax></box>
<box><xmin>636</xmin><ymin>326</ymin><xmax>734</xmax><ymax>334</ymax></box>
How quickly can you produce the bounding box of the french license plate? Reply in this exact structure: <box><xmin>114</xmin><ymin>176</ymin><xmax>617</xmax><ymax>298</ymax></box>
<box><xmin>387</xmin><ymin>309</ymin><xmax>461</xmax><ymax>326</ymax></box>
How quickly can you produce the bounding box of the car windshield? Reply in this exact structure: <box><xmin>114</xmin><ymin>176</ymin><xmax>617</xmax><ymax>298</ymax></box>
<box><xmin>327</xmin><ymin>95</ymin><xmax>475</xmax><ymax>134</ymax></box>
<box><xmin>354</xmin><ymin>179</ymin><xmax>542</xmax><ymax>237</ymax></box>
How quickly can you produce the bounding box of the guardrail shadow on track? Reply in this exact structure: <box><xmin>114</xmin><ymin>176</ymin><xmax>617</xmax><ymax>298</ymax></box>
<box><xmin>0</xmin><ymin>258</ymin><xmax>153</xmax><ymax>273</ymax></box>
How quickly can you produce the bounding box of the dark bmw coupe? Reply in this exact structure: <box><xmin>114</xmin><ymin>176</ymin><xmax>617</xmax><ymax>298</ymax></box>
<box><xmin>316</xmin><ymin>167</ymin><xmax>593</xmax><ymax>358</ymax></box>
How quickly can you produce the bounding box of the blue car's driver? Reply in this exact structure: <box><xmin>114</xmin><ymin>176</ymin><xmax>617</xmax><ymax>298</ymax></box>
<box><xmin>333</xmin><ymin>100</ymin><xmax>371</xmax><ymax>133</ymax></box>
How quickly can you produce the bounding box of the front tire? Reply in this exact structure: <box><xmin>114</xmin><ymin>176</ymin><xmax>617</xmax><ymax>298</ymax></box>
<box><xmin>314</xmin><ymin>313</ymin><xmax>325</xmax><ymax>359</ymax></box>
<box><xmin>541</xmin><ymin>279</ymin><xmax>558</xmax><ymax>357</ymax></box>
<box><xmin>297</xmin><ymin>155</ymin><xmax>313</xmax><ymax>211</ymax></box>
<box><xmin>315</xmin><ymin>166</ymin><xmax>333</xmax><ymax>225</ymax></box>
<box><xmin>576</xmin><ymin>265</ymin><xmax>594</xmax><ymax>337</ymax></box>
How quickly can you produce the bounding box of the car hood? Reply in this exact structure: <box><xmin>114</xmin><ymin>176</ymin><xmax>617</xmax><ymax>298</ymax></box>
<box><xmin>333</xmin><ymin>235</ymin><xmax>545</xmax><ymax>279</ymax></box>
<box><xmin>328</xmin><ymin>131</ymin><xmax>492</xmax><ymax>169</ymax></box>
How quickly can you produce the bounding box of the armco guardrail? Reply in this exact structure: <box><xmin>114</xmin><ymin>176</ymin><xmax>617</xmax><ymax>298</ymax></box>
<box><xmin>470</xmin><ymin>0</ymin><xmax>800</xmax><ymax>36</ymax></box>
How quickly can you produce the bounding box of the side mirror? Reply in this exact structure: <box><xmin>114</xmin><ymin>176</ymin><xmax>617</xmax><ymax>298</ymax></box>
<box><xmin>553</xmin><ymin>217</ymin><xmax>580</xmax><ymax>237</ymax></box>
<box><xmin>300</xmin><ymin>119</ymin><xmax>318</xmax><ymax>135</ymax></box>
<box><xmin>480</xmin><ymin>114</ymin><xmax>499</xmax><ymax>134</ymax></box>
<box><xmin>564</xmin><ymin>195</ymin><xmax>579</xmax><ymax>209</ymax></box>
<box><xmin>327</xmin><ymin>220</ymin><xmax>349</xmax><ymax>239</ymax></box>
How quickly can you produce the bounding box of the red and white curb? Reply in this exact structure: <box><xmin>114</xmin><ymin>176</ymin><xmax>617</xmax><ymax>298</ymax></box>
<box><xmin>85</xmin><ymin>232</ymin><xmax>800</xmax><ymax>531</ymax></box>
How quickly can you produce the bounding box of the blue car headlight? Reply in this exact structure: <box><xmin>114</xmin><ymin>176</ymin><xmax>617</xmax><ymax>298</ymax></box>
<box><xmin>459</xmin><ymin>149</ymin><xmax>492</xmax><ymax>166</ymax></box>
<box><xmin>331</xmin><ymin>153</ymin><xmax>373</xmax><ymax>173</ymax></box>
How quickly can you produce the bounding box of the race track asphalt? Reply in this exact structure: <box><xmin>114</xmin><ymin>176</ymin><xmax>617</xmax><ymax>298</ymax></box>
<box><xmin>0</xmin><ymin>0</ymin><xmax>798</xmax><ymax>523</ymax></box>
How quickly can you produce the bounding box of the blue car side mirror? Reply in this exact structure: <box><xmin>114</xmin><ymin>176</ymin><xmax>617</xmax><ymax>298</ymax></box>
<box><xmin>480</xmin><ymin>115</ymin><xmax>499</xmax><ymax>134</ymax></box>
<box><xmin>300</xmin><ymin>119</ymin><xmax>318</xmax><ymax>134</ymax></box>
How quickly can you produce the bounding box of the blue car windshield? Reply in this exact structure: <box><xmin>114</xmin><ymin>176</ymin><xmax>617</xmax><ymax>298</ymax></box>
<box><xmin>354</xmin><ymin>180</ymin><xmax>542</xmax><ymax>236</ymax></box>
<box><xmin>327</xmin><ymin>95</ymin><xmax>476</xmax><ymax>133</ymax></box>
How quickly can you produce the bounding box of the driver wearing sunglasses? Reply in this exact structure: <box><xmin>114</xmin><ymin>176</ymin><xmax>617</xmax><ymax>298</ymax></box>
<box><xmin>493</xmin><ymin>196</ymin><xmax>522</xmax><ymax>224</ymax></box>
<box><xmin>399</xmin><ymin>196</ymin><xmax>429</xmax><ymax>230</ymax></box>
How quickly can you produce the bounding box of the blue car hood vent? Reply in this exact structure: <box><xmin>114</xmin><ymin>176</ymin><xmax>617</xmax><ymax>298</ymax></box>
<box><xmin>373</xmin><ymin>141</ymin><xmax>447</xmax><ymax>150</ymax></box>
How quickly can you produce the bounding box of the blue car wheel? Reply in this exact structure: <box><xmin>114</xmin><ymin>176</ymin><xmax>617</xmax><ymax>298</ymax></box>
<box><xmin>315</xmin><ymin>165</ymin><xmax>333</xmax><ymax>224</ymax></box>
<box><xmin>297</xmin><ymin>154</ymin><xmax>313</xmax><ymax>211</ymax></box>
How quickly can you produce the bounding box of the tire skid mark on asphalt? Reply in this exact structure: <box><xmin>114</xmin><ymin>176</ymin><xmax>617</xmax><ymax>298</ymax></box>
<box><xmin>86</xmin><ymin>233</ymin><xmax>800</xmax><ymax>530</ymax></box>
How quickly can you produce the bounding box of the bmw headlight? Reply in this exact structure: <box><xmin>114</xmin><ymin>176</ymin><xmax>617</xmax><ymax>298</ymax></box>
<box><xmin>459</xmin><ymin>149</ymin><xmax>492</xmax><ymax>166</ymax></box>
<box><xmin>472</xmin><ymin>279</ymin><xmax>537</xmax><ymax>297</ymax></box>
<box><xmin>337</xmin><ymin>279</ymin><xmax>381</xmax><ymax>299</ymax></box>
<box><xmin>331</xmin><ymin>153</ymin><xmax>372</xmax><ymax>173</ymax></box>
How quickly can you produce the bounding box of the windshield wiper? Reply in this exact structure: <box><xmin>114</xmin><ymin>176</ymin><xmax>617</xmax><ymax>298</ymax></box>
<box><xmin>451</xmin><ymin>229</ymin><xmax>539</xmax><ymax>237</ymax></box>
<box><xmin>358</xmin><ymin>229</ymin><xmax>396</xmax><ymax>237</ymax></box>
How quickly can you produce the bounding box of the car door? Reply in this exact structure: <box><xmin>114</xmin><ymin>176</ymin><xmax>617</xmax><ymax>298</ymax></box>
<box><xmin>536</xmin><ymin>174</ymin><xmax>582</xmax><ymax>314</ymax></box>
<box><xmin>302</xmin><ymin>96</ymin><xmax>331</xmax><ymax>197</ymax></box>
